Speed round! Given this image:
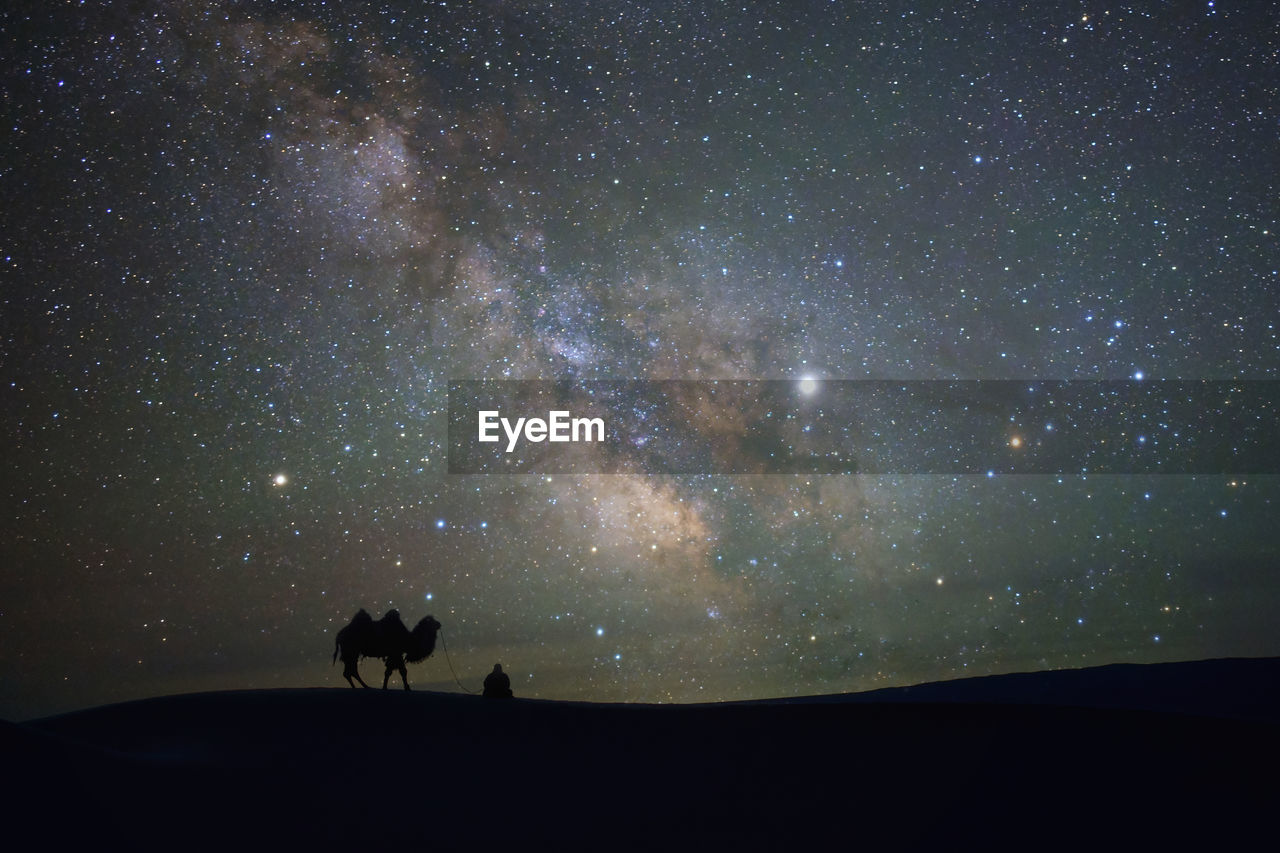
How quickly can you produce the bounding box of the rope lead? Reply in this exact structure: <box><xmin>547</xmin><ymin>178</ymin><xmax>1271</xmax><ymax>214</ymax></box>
<box><xmin>438</xmin><ymin>628</ymin><xmax>479</xmax><ymax>694</ymax></box>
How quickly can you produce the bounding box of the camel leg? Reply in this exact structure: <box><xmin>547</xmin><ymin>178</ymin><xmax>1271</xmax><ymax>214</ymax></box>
<box><xmin>380</xmin><ymin>661</ymin><xmax>411</xmax><ymax>690</ymax></box>
<box><xmin>345</xmin><ymin>662</ymin><xmax>370</xmax><ymax>688</ymax></box>
<box><xmin>383</xmin><ymin>655</ymin><xmax>409</xmax><ymax>690</ymax></box>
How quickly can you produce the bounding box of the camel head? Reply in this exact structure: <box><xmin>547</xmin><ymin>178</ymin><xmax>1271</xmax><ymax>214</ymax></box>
<box><xmin>405</xmin><ymin>615</ymin><xmax>442</xmax><ymax>663</ymax></box>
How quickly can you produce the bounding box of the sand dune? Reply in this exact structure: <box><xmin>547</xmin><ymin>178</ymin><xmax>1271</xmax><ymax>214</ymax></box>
<box><xmin>8</xmin><ymin>658</ymin><xmax>1278</xmax><ymax>846</ymax></box>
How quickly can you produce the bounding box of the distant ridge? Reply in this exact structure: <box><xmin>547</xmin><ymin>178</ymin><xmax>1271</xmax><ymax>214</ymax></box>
<box><xmin>23</xmin><ymin>655</ymin><xmax>1280</xmax><ymax>725</ymax></box>
<box><xmin>738</xmin><ymin>656</ymin><xmax>1280</xmax><ymax>723</ymax></box>
<box><xmin>7</xmin><ymin>656</ymin><xmax>1278</xmax><ymax>846</ymax></box>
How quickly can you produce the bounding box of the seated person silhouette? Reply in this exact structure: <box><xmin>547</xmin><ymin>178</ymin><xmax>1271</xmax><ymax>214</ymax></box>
<box><xmin>483</xmin><ymin>663</ymin><xmax>513</xmax><ymax>699</ymax></box>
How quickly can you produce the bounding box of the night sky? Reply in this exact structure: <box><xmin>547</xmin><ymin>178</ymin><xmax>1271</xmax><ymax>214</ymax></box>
<box><xmin>3</xmin><ymin>0</ymin><xmax>1278</xmax><ymax>720</ymax></box>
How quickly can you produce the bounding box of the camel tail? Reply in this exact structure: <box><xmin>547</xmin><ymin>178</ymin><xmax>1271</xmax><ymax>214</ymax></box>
<box><xmin>333</xmin><ymin>634</ymin><xmax>340</xmax><ymax>665</ymax></box>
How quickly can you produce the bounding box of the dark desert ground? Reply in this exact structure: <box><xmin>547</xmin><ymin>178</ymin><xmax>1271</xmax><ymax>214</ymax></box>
<box><xmin>7</xmin><ymin>657</ymin><xmax>1279</xmax><ymax>846</ymax></box>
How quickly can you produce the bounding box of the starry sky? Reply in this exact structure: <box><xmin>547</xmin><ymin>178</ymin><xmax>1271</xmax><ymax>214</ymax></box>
<box><xmin>3</xmin><ymin>0</ymin><xmax>1278</xmax><ymax>720</ymax></box>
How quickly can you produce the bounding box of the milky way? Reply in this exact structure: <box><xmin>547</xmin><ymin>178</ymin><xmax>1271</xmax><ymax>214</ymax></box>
<box><xmin>3</xmin><ymin>1</ymin><xmax>1278</xmax><ymax>718</ymax></box>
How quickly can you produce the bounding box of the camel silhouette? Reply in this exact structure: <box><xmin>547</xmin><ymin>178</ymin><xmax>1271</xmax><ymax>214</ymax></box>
<box><xmin>332</xmin><ymin>608</ymin><xmax>441</xmax><ymax>690</ymax></box>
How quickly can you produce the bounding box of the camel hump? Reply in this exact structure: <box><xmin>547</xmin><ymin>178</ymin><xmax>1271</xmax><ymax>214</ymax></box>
<box><xmin>351</xmin><ymin>609</ymin><xmax>373</xmax><ymax>625</ymax></box>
